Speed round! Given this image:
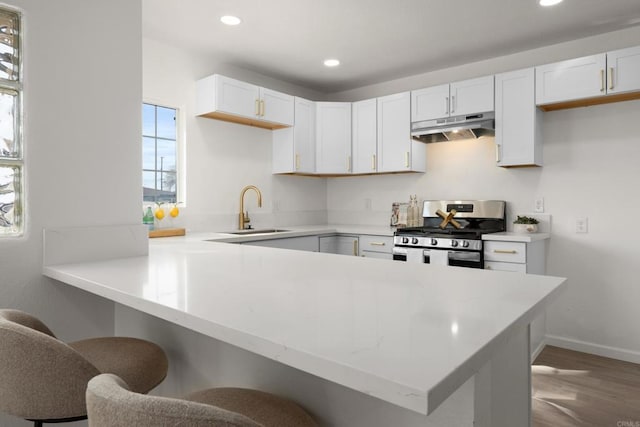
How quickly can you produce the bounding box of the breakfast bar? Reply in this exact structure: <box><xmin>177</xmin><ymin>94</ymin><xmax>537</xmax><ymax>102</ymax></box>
<box><xmin>42</xmin><ymin>225</ymin><xmax>566</xmax><ymax>427</ymax></box>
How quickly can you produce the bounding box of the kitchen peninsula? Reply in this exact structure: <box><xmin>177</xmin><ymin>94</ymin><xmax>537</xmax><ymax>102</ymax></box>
<box><xmin>42</xmin><ymin>225</ymin><xmax>566</xmax><ymax>427</ymax></box>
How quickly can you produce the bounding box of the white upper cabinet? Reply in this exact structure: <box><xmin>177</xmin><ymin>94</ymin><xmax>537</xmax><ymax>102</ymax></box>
<box><xmin>352</xmin><ymin>98</ymin><xmax>378</xmax><ymax>174</ymax></box>
<box><xmin>606</xmin><ymin>45</ymin><xmax>640</xmax><ymax>95</ymax></box>
<box><xmin>450</xmin><ymin>76</ymin><xmax>495</xmax><ymax>116</ymax></box>
<box><xmin>536</xmin><ymin>54</ymin><xmax>606</xmax><ymax>105</ymax></box>
<box><xmin>260</xmin><ymin>87</ymin><xmax>295</xmax><ymax>126</ymax></box>
<box><xmin>316</xmin><ymin>102</ymin><xmax>352</xmax><ymax>174</ymax></box>
<box><xmin>411</xmin><ymin>76</ymin><xmax>494</xmax><ymax>122</ymax></box>
<box><xmin>196</xmin><ymin>74</ymin><xmax>294</xmax><ymax>129</ymax></box>
<box><xmin>411</xmin><ymin>84</ymin><xmax>450</xmax><ymax>122</ymax></box>
<box><xmin>536</xmin><ymin>46</ymin><xmax>640</xmax><ymax>107</ymax></box>
<box><xmin>378</xmin><ymin>92</ymin><xmax>426</xmax><ymax>173</ymax></box>
<box><xmin>273</xmin><ymin>97</ymin><xmax>316</xmax><ymax>174</ymax></box>
<box><xmin>495</xmin><ymin>68</ymin><xmax>542</xmax><ymax>167</ymax></box>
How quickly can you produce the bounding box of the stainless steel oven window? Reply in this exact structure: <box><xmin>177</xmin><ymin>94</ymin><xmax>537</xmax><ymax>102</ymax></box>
<box><xmin>0</xmin><ymin>7</ymin><xmax>22</xmax><ymax>237</ymax></box>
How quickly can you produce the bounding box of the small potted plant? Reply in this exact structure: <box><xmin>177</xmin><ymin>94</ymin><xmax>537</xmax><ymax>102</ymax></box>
<box><xmin>513</xmin><ymin>215</ymin><xmax>539</xmax><ymax>233</ymax></box>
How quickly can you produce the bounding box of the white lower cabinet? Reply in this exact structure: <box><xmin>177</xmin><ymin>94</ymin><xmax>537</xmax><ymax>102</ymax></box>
<box><xmin>242</xmin><ymin>236</ymin><xmax>319</xmax><ymax>252</ymax></box>
<box><xmin>319</xmin><ymin>235</ymin><xmax>359</xmax><ymax>256</ymax></box>
<box><xmin>484</xmin><ymin>238</ymin><xmax>547</xmax><ymax>358</ymax></box>
<box><xmin>358</xmin><ymin>235</ymin><xmax>393</xmax><ymax>260</ymax></box>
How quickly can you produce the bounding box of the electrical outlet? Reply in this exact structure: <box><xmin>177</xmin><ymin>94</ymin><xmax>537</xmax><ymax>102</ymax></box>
<box><xmin>365</xmin><ymin>198</ymin><xmax>372</xmax><ymax>211</ymax></box>
<box><xmin>575</xmin><ymin>217</ymin><xmax>588</xmax><ymax>233</ymax></box>
<box><xmin>535</xmin><ymin>198</ymin><xmax>544</xmax><ymax>213</ymax></box>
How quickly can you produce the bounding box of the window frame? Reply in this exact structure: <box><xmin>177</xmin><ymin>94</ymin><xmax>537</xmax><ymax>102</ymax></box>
<box><xmin>142</xmin><ymin>100</ymin><xmax>185</xmax><ymax>206</ymax></box>
<box><xmin>0</xmin><ymin>6</ymin><xmax>23</xmax><ymax>238</ymax></box>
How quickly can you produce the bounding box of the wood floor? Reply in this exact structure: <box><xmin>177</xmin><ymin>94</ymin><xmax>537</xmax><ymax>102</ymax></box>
<box><xmin>532</xmin><ymin>346</ymin><xmax>640</xmax><ymax>427</ymax></box>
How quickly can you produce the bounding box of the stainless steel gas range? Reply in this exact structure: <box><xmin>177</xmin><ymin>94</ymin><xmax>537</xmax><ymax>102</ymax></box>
<box><xmin>392</xmin><ymin>200</ymin><xmax>506</xmax><ymax>268</ymax></box>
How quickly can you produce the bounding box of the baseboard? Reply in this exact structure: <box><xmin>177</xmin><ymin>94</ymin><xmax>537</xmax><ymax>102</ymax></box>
<box><xmin>545</xmin><ymin>334</ymin><xmax>640</xmax><ymax>364</ymax></box>
<box><xmin>531</xmin><ymin>337</ymin><xmax>547</xmax><ymax>362</ymax></box>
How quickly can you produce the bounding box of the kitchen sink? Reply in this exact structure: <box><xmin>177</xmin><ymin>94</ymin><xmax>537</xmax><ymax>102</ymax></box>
<box><xmin>225</xmin><ymin>228</ymin><xmax>290</xmax><ymax>235</ymax></box>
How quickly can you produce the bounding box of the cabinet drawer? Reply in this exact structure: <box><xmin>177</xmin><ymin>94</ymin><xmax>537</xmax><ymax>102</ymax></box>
<box><xmin>359</xmin><ymin>235</ymin><xmax>393</xmax><ymax>254</ymax></box>
<box><xmin>485</xmin><ymin>261</ymin><xmax>526</xmax><ymax>273</ymax></box>
<box><xmin>484</xmin><ymin>241</ymin><xmax>526</xmax><ymax>263</ymax></box>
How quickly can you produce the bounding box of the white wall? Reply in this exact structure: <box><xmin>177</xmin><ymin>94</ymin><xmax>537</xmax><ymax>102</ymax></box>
<box><xmin>0</xmin><ymin>1</ymin><xmax>142</xmax><ymax>426</ymax></box>
<box><xmin>324</xmin><ymin>28</ymin><xmax>640</xmax><ymax>362</ymax></box>
<box><xmin>143</xmin><ymin>38</ymin><xmax>328</xmax><ymax>231</ymax></box>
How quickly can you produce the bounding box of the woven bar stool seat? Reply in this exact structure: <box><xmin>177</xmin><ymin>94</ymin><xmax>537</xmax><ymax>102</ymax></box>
<box><xmin>0</xmin><ymin>309</ymin><xmax>168</xmax><ymax>426</ymax></box>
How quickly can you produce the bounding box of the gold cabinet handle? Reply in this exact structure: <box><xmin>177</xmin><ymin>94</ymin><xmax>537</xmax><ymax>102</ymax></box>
<box><xmin>260</xmin><ymin>100</ymin><xmax>265</xmax><ymax>117</ymax></box>
<box><xmin>444</xmin><ymin>96</ymin><xmax>449</xmax><ymax>114</ymax></box>
<box><xmin>370</xmin><ymin>242</ymin><xmax>386</xmax><ymax>246</ymax></box>
<box><xmin>353</xmin><ymin>239</ymin><xmax>359</xmax><ymax>256</ymax></box>
<box><xmin>372</xmin><ymin>154</ymin><xmax>376</xmax><ymax>171</ymax></box>
<box><xmin>608</xmin><ymin>67</ymin><xmax>614</xmax><ymax>90</ymax></box>
<box><xmin>600</xmin><ymin>69</ymin><xmax>605</xmax><ymax>92</ymax></box>
<box><xmin>347</xmin><ymin>155</ymin><xmax>352</xmax><ymax>172</ymax></box>
<box><xmin>451</xmin><ymin>95</ymin><xmax>455</xmax><ymax>113</ymax></box>
<box><xmin>255</xmin><ymin>99</ymin><xmax>260</xmax><ymax>116</ymax></box>
<box><xmin>295</xmin><ymin>153</ymin><xmax>300</xmax><ymax>171</ymax></box>
<box><xmin>405</xmin><ymin>152</ymin><xmax>410</xmax><ymax>168</ymax></box>
<box><xmin>495</xmin><ymin>144</ymin><xmax>501</xmax><ymax>163</ymax></box>
<box><xmin>494</xmin><ymin>249</ymin><xmax>517</xmax><ymax>254</ymax></box>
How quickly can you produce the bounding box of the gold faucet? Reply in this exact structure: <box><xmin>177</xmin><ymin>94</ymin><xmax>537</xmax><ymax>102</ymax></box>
<box><xmin>239</xmin><ymin>185</ymin><xmax>263</xmax><ymax>230</ymax></box>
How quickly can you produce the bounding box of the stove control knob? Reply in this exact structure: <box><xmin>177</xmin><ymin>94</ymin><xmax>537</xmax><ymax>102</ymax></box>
<box><xmin>430</xmin><ymin>238</ymin><xmax>438</xmax><ymax>246</ymax></box>
<box><xmin>412</xmin><ymin>237</ymin><xmax>419</xmax><ymax>245</ymax></box>
<box><xmin>451</xmin><ymin>240</ymin><xmax>458</xmax><ymax>248</ymax></box>
<box><xmin>462</xmin><ymin>240</ymin><xmax>470</xmax><ymax>248</ymax></box>
<box><xmin>402</xmin><ymin>237</ymin><xmax>409</xmax><ymax>244</ymax></box>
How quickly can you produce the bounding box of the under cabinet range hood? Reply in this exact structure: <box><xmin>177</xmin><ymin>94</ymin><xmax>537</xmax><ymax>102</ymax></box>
<box><xmin>411</xmin><ymin>112</ymin><xmax>495</xmax><ymax>143</ymax></box>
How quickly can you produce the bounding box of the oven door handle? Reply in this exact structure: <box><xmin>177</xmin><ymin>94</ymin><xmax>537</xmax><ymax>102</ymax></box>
<box><xmin>448</xmin><ymin>251</ymin><xmax>481</xmax><ymax>261</ymax></box>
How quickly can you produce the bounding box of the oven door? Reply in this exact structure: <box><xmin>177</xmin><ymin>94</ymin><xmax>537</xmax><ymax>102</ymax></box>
<box><xmin>392</xmin><ymin>247</ymin><xmax>426</xmax><ymax>262</ymax></box>
<box><xmin>447</xmin><ymin>250</ymin><xmax>482</xmax><ymax>269</ymax></box>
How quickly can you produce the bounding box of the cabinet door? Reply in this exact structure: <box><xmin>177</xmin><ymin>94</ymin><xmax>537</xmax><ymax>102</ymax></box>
<box><xmin>495</xmin><ymin>68</ymin><xmax>541</xmax><ymax>167</ymax></box>
<box><xmin>272</xmin><ymin>97</ymin><xmax>315</xmax><ymax>174</ymax></box>
<box><xmin>411</xmin><ymin>84</ymin><xmax>449</xmax><ymax>122</ymax></box>
<box><xmin>607</xmin><ymin>45</ymin><xmax>640</xmax><ymax>95</ymax></box>
<box><xmin>352</xmin><ymin>98</ymin><xmax>378</xmax><ymax>174</ymax></box>
<box><xmin>378</xmin><ymin>92</ymin><xmax>412</xmax><ymax>173</ymax></box>
<box><xmin>260</xmin><ymin>87</ymin><xmax>294</xmax><ymax>126</ymax></box>
<box><xmin>293</xmin><ymin>97</ymin><xmax>316</xmax><ymax>173</ymax></box>
<box><xmin>450</xmin><ymin>75</ymin><xmax>494</xmax><ymax>116</ymax></box>
<box><xmin>214</xmin><ymin>75</ymin><xmax>261</xmax><ymax>119</ymax></box>
<box><xmin>319</xmin><ymin>235</ymin><xmax>359</xmax><ymax>255</ymax></box>
<box><xmin>536</xmin><ymin>54</ymin><xmax>606</xmax><ymax>105</ymax></box>
<box><xmin>316</xmin><ymin>102</ymin><xmax>352</xmax><ymax>174</ymax></box>
<box><xmin>485</xmin><ymin>261</ymin><xmax>526</xmax><ymax>273</ymax></box>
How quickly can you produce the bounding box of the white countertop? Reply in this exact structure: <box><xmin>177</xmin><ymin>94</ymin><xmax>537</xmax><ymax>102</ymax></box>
<box><xmin>43</xmin><ymin>227</ymin><xmax>565</xmax><ymax>416</ymax></box>
<box><xmin>482</xmin><ymin>232</ymin><xmax>550</xmax><ymax>242</ymax></box>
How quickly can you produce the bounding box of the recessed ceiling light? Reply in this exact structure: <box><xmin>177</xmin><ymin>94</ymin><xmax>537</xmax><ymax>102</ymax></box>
<box><xmin>220</xmin><ymin>15</ymin><xmax>242</xmax><ymax>26</ymax></box>
<box><xmin>323</xmin><ymin>59</ymin><xmax>340</xmax><ymax>67</ymax></box>
<box><xmin>539</xmin><ymin>0</ymin><xmax>563</xmax><ymax>6</ymax></box>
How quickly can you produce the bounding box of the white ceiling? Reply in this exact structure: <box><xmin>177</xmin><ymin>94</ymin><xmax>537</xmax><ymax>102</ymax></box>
<box><xmin>142</xmin><ymin>0</ymin><xmax>640</xmax><ymax>93</ymax></box>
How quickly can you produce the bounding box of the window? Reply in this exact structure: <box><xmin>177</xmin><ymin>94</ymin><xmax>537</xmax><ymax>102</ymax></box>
<box><xmin>142</xmin><ymin>103</ymin><xmax>178</xmax><ymax>203</ymax></box>
<box><xmin>0</xmin><ymin>8</ymin><xmax>22</xmax><ymax>237</ymax></box>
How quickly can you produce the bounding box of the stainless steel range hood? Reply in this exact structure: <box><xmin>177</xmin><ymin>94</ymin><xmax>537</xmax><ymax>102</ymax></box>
<box><xmin>411</xmin><ymin>112</ymin><xmax>495</xmax><ymax>143</ymax></box>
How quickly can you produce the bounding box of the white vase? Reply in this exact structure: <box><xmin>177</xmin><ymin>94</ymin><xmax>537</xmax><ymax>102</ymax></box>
<box><xmin>513</xmin><ymin>223</ymin><xmax>538</xmax><ymax>234</ymax></box>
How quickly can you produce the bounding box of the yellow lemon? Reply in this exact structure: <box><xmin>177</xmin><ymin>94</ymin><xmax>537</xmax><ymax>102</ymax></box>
<box><xmin>169</xmin><ymin>206</ymin><xmax>179</xmax><ymax>218</ymax></box>
<box><xmin>154</xmin><ymin>208</ymin><xmax>165</xmax><ymax>220</ymax></box>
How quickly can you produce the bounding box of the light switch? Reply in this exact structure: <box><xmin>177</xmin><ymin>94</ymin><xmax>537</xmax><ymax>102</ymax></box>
<box><xmin>535</xmin><ymin>198</ymin><xmax>544</xmax><ymax>213</ymax></box>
